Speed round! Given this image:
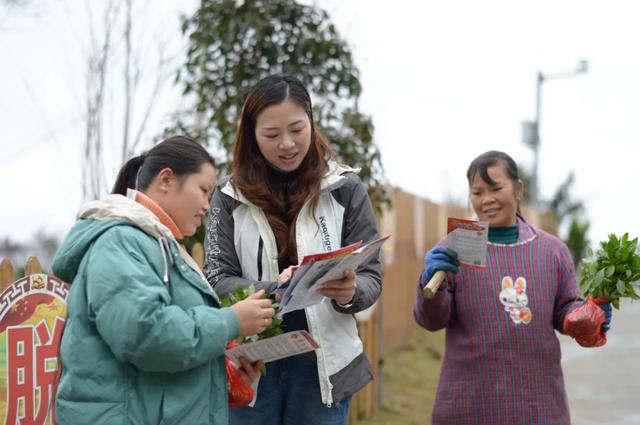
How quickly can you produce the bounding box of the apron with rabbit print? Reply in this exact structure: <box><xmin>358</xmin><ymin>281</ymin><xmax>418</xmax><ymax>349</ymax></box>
<box><xmin>432</xmin><ymin>229</ymin><xmax>578</xmax><ymax>425</ymax></box>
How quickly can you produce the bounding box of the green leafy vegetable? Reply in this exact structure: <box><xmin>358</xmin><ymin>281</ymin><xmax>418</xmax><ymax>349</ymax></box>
<box><xmin>219</xmin><ymin>284</ymin><xmax>283</xmax><ymax>344</ymax></box>
<box><xmin>580</xmin><ymin>233</ymin><xmax>640</xmax><ymax>309</ymax></box>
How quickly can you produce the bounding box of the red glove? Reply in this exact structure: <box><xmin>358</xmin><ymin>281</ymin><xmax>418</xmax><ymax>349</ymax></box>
<box><xmin>563</xmin><ymin>297</ymin><xmax>609</xmax><ymax>347</ymax></box>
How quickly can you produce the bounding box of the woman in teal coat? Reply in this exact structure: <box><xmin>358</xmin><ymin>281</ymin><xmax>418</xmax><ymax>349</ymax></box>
<box><xmin>52</xmin><ymin>136</ymin><xmax>276</xmax><ymax>425</ymax></box>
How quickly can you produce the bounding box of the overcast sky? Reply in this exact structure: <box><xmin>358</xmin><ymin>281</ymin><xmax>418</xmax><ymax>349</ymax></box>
<box><xmin>1</xmin><ymin>0</ymin><xmax>638</xmax><ymax>248</ymax></box>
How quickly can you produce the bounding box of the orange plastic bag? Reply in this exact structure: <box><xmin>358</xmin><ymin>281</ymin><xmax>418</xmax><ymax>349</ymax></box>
<box><xmin>225</xmin><ymin>340</ymin><xmax>254</xmax><ymax>407</ymax></box>
<box><xmin>563</xmin><ymin>297</ymin><xmax>608</xmax><ymax>347</ymax></box>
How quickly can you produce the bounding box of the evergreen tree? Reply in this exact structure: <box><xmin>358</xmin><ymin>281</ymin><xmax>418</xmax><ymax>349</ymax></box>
<box><xmin>174</xmin><ymin>0</ymin><xmax>388</xmax><ymax>213</ymax></box>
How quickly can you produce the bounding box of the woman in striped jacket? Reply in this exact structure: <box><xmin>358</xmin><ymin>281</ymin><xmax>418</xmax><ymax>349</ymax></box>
<box><xmin>414</xmin><ymin>150</ymin><xmax>611</xmax><ymax>425</ymax></box>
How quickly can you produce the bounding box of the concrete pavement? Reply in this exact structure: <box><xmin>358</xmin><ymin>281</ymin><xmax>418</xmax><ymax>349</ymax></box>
<box><xmin>560</xmin><ymin>299</ymin><xmax>640</xmax><ymax>425</ymax></box>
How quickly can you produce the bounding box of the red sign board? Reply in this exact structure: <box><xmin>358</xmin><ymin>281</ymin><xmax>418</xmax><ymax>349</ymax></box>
<box><xmin>0</xmin><ymin>274</ymin><xmax>69</xmax><ymax>425</ymax></box>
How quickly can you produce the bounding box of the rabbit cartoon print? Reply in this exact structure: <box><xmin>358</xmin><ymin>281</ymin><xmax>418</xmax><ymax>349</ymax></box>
<box><xmin>499</xmin><ymin>276</ymin><xmax>532</xmax><ymax>324</ymax></box>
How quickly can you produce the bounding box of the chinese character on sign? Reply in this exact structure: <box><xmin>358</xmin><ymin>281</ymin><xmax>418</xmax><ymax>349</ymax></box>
<box><xmin>5</xmin><ymin>319</ymin><xmax>64</xmax><ymax>425</ymax></box>
<box><xmin>0</xmin><ymin>274</ymin><xmax>68</xmax><ymax>425</ymax></box>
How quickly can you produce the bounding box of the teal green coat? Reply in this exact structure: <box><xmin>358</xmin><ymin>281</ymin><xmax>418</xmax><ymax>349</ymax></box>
<box><xmin>52</xmin><ymin>193</ymin><xmax>239</xmax><ymax>425</ymax></box>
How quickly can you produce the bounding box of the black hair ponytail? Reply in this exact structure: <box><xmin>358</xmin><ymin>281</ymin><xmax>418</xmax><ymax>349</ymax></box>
<box><xmin>112</xmin><ymin>154</ymin><xmax>146</xmax><ymax>195</ymax></box>
<box><xmin>111</xmin><ymin>136</ymin><xmax>215</xmax><ymax>196</ymax></box>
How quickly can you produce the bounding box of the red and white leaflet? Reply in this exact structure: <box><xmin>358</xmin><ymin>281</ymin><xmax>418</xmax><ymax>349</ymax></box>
<box><xmin>279</xmin><ymin>235</ymin><xmax>390</xmax><ymax>315</ymax></box>
<box><xmin>298</xmin><ymin>240</ymin><xmax>363</xmax><ymax>266</ymax></box>
<box><xmin>286</xmin><ymin>240</ymin><xmax>363</xmax><ymax>277</ymax></box>
<box><xmin>443</xmin><ymin>218</ymin><xmax>489</xmax><ymax>267</ymax></box>
<box><xmin>316</xmin><ymin>235</ymin><xmax>390</xmax><ymax>285</ymax></box>
<box><xmin>225</xmin><ymin>330</ymin><xmax>319</xmax><ymax>366</ymax></box>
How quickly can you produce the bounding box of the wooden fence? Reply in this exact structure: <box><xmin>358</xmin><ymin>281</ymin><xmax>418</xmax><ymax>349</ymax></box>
<box><xmin>0</xmin><ymin>256</ymin><xmax>44</xmax><ymax>290</ymax></box>
<box><xmin>1</xmin><ymin>187</ymin><xmax>553</xmax><ymax>424</ymax></box>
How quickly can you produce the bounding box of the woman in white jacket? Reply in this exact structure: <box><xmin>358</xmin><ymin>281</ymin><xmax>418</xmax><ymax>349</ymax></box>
<box><xmin>204</xmin><ymin>74</ymin><xmax>382</xmax><ymax>425</ymax></box>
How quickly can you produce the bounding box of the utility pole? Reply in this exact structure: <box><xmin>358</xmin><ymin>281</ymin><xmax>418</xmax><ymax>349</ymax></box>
<box><xmin>524</xmin><ymin>60</ymin><xmax>588</xmax><ymax>206</ymax></box>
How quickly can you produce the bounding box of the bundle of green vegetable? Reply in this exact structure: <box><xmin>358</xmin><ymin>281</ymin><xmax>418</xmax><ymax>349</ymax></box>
<box><xmin>219</xmin><ymin>284</ymin><xmax>283</xmax><ymax>343</ymax></box>
<box><xmin>579</xmin><ymin>233</ymin><xmax>640</xmax><ymax>309</ymax></box>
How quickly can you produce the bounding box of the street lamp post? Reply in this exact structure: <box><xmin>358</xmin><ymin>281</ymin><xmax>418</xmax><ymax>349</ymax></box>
<box><xmin>524</xmin><ymin>60</ymin><xmax>588</xmax><ymax>206</ymax></box>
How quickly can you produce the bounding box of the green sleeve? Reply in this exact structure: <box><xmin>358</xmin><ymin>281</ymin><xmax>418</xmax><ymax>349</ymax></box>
<box><xmin>86</xmin><ymin>227</ymin><xmax>240</xmax><ymax>373</ymax></box>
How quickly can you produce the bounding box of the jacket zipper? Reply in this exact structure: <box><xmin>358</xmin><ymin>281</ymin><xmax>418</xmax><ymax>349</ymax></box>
<box><xmin>257</xmin><ymin>237</ymin><xmax>264</xmax><ymax>281</ymax></box>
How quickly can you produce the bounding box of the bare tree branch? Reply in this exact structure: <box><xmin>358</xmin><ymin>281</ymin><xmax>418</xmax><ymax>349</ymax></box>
<box><xmin>129</xmin><ymin>48</ymin><xmax>171</xmax><ymax>155</ymax></box>
<box><xmin>83</xmin><ymin>0</ymin><xmax>121</xmax><ymax>200</ymax></box>
<box><xmin>121</xmin><ymin>0</ymin><xmax>132</xmax><ymax>163</ymax></box>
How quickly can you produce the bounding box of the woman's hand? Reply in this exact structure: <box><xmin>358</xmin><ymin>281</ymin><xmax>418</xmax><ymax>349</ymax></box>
<box><xmin>231</xmin><ymin>290</ymin><xmax>275</xmax><ymax>336</ymax></box>
<box><xmin>316</xmin><ymin>270</ymin><xmax>357</xmax><ymax>305</ymax></box>
<box><xmin>599</xmin><ymin>302</ymin><xmax>612</xmax><ymax>332</ymax></box>
<box><xmin>236</xmin><ymin>356</ymin><xmax>264</xmax><ymax>386</ymax></box>
<box><xmin>421</xmin><ymin>246</ymin><xmax>459</xmax><ymax>287</ymax></box>
<box><xmin>275</xmin><ymin>266</ymin><xmax>296</xmax><ymax>302</ymax></box>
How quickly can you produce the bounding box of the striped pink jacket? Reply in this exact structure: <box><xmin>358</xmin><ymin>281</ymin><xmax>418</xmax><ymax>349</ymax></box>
<box><xmin>414</xmin><ymin>218</ymin><xmax>581</xmax><ymax>425</ymax></box>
